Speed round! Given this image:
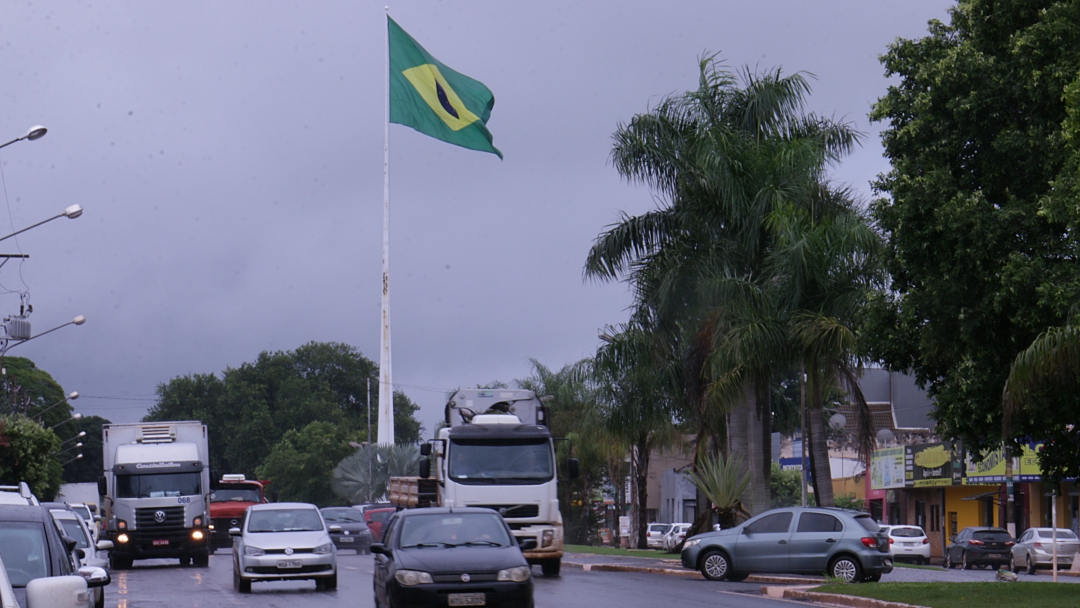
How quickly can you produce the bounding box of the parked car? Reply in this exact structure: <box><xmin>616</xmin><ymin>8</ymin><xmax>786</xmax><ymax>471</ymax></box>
<box><xmin>320</xmin><ymin>507</ymin><xmax>374</xmax><ymax>554</ymax></box>
<box><xmin>880</xmin><ymin>525</ymin><xmax>931</xmax><ymax>565</ymax></box>
<box><xmin>681</xmin><ymin>507</ymin><xmax>893</xmax><ymax>583</ymax></box>
<box><xmin>0</xmin><ymin>505</ymin><xmax>111</xmax><ymax>608</ymax></box>
<box><xmin>646</xmin><ymin>523</ymin><xmax>672</xmax><ymax>549</ymax></box>
<box><xmin>230</xmin><ymin>502</ymin><xmax>339</xmax><ymax>593</ymax></box>
<box><xmin>0</xmin><ymin>484</ymin><xmax>37</xmax><ymax>507</ymax></box>
<box><xmin>372</xmin><ymin>507</ymin><xmax>535</xmax><ymax>608</ymax></box>
<box><xmin>48</xmin><ymin>509</ymin><xmax>113</xmax><ymax>608</ymax></box>
<box><xmin>944</xmin><ymin>526</ymin><xmax>1014</xmax><ymax>570</ymax></box>
<box><xmin>662</xmin><ymin>523</ymin><xmax>692</xmax><ymax>552</ymax></box>
<box><xmin>364</xmin><ymin>507</ymin><xmax>396</xmax><ymax>543</ymax></box>
<box><xmin>0</xmin><ymin>554</ymin><xmax>106</xmax><ymax>608</ymax></box>
<box><xmin>67</xmin><ymin>504</ymin><xmax>100</xmax><ymax>544</ymax></box>
<box><xmin>1010</xmin><ymin>527</ymin><xmax>1080</xmax><ymax>574</ymax></box>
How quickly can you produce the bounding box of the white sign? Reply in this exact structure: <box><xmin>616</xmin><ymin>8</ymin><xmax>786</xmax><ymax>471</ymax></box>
<box><xmin>619</xmin><ymin>516</ymin><xmax>630</xmax><ymax>536</ymax></box>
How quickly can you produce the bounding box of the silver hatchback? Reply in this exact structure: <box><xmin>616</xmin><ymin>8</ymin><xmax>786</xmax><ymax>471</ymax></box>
<box><xmin>231</xmin><ymin>503</ymin><xmax>339</xmax><ymax>593</ymax></box>
<box><xmin>681</xmin><ymin>507</ymin><xmax>893</xmax><ymax>583</ymax></box>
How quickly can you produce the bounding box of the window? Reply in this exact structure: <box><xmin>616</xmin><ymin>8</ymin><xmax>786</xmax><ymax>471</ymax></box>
<box><xmin>915</xmin><ymin>500</ymin><xmax>926</xmax><ymax>530</ymax></box>
<box><xmin>796</xmin><ymin>513</ymin><xmax>843</xmax><ymax>533</ymax></box>
<box><xmin>745</xmin><ymin>512</ymin><xmax>792</xmax><ymax>534</ymax></box>
<box><xmin>949</xmin><ymin>512</ymin><xmax>958</xmax><ymax>536</ymax></box>
<box><xmin>116</xmin><ymin>472</ymin><xmax>201</xmax><ymax>498</ymax></box>
<box><xmin>929</xmin><ymin>504</ymin><xmax>941</xmax><ymax>532</ymax></box>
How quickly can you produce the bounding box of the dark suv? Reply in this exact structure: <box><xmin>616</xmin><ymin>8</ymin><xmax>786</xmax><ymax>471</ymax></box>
<box><xmin>681</xmin><ymin>507</ymin><xmax>893</xmax><ymax>583</ymax></box>
<box><xmin>945</xmin><ymin>526</ymin><xmax>1015</xmax><ymax>570</ymax></box>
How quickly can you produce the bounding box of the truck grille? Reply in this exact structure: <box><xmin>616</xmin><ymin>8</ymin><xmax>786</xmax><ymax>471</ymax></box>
<box><xmin>473</xmin><ymin>504</ymin><xmax>539</xmax><ymax>518</ymax></box>
<box><xmin>135</xmin><ymin>506</ymin><xmax>186</xmax><ymax>532</ymax></box>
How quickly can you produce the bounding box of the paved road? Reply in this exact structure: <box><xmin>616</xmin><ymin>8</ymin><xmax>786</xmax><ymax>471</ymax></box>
<box><xmin>103</xmin><ymin>552</ymin><xmax>810</xmax><ymax>608</ymax></box>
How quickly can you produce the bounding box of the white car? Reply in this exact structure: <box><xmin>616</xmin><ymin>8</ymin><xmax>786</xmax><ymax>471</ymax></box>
<box><xmin>881</xmin><ymin>525</ymin><xmax>931</xmax><ymax>565</ymax></box>
<box><xmin>231</xmin><ymin>502</ymin><xmax>339</xmax><ymax>593</ymax></box>
<box><xmin>646</xmin><ymin>523</ymin><xmax>672</xmax><ymax>549</ymax></box>
<box><xmin>50</xmin><ymin>508</ymin><xmax>114</xmax><ymax>608</ymax></box>
<box><xmin>662</xmin><ymin>523</ymin><xmax>692</xmax><ymax>552</ymax></box>
<box><xmin>0</xmin><ymin>483</ymin><xmax>38</xmax><ymax>506</ymax></box>
<box><xmin>1011</xmin><ymin>527</ymin><xmax>1080</xmax><ymax>574</ymax></box>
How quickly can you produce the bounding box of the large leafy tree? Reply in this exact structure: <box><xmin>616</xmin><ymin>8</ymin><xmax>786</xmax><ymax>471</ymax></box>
<box><xmin>147</xmin><ymin>341</ymin><xmax>423</xmax><ymax>477</ymax></box>
<box><xmin>256</xmin><ymin>421</ymin><xmax>356</xmax><ymax>505</ymax></box>
<box><xmin>868</xmin><ymin>0</ymin><xmax>1080</xmax><ymax>464</ymax></box>
<box><xmin>0</xmin><ymin>414</ymin><xmax>62</xmax><ymax>499</ymax></box>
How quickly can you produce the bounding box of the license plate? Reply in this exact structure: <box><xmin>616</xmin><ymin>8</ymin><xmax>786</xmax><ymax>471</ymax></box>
<box><xmin>903</xmin><ymin>542</ymin><xmax>914</xmax><ymax>547</ymax></box>
<box><xmin>152</xmin><ymin>539</ymin><xmax>169</xmax><ymax>546</ymax></box>
<box><xmin>448</xmin><ymin>593</ymin><xmax>486</xmax><ymax>606</ymax></box>
<box><xmin>277</xmin><ymin>560</ymin><xmax>302</xmax><ymax>569</ymax></box>
<box><xmin>338</xmin><ymin>536</ymin><xmax>354</xmax><ymax>542</ymax></box>
<box><xmin>988</xmin><ymin>554</ymin><xmax>1003</xmax><ymax>559</ymax></box>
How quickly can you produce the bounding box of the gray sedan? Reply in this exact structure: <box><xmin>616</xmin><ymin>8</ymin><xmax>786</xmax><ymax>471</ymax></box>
<box><xmin>230</xmin><ymin>503</ymin><xmax>339</xmax><ymax>593</ymax></box>
<box><xmin>1010</xmin><ymin>527</ymin><xmax>1080</xmax><ymax>574</ymax></box>
<box><xmin>681</xmin><ymin>507</ymin><xmax>893</xmax><ymax>583</ymax></box>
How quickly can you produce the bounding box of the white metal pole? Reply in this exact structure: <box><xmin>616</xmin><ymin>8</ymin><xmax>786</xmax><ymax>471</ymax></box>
<box><xmin>377</xmin><ymin>6</ymin><xmax>395</xmax><ymax>446</ymax></box>
<box><xmin>1053</xmin><ymin>487</ymin><xmax>1059</xmax><ymax>582</ymax></box>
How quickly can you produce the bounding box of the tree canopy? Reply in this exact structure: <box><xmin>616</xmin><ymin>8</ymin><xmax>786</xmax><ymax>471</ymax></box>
<box><xmin>868</xmin><ymin>0</ymin><xmax>1080</xmax><ymax>471</ymax></box>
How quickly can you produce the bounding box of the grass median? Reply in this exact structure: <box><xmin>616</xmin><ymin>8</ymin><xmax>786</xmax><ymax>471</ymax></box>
<box><xmin>814</xmin><ymin>582</ymin><xmax>1078</xmax><ymax>608</ymax></box>
<box><xmin>564</xmin><ymin>544</ymin><xmax>670</xmax><ymax>558</ymax></box>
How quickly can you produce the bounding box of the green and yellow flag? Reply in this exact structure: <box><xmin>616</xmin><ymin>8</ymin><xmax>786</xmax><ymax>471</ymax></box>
<box><xmin>388</xmin><ymin>17</ymin><xmax>502</xmax><ymax>159</ymax></box>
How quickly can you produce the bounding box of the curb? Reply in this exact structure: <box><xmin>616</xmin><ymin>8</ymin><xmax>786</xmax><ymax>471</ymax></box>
<box><xmin>781</xmin><ymin>589</ymin><xmax>930</xmax><ymax>608</ymax></box>
<box><xmin>564</xmin><ymin>560</ymin><xmax>824</xmax><ymax>584</ymax></box>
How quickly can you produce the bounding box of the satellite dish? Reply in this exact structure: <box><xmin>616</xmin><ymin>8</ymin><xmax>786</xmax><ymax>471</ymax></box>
<box><xmin>828</xmin><ymin>413</ymin><xmax>847</xmax><ymax>430</ymax></box>
<box><xmin>876</xmin><ymin>428</ymin><xmax>896</xmax><ymax>445</ymax></box>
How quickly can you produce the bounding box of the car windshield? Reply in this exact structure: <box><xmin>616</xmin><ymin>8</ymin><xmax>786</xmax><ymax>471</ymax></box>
<box><xmin>398</xmin><ymin>513</ymin><xmax>512</xmax><ymax>548</ymax></box>
<box><xmin>211</xmin><ymin>487</ymin><xmax>262</xmax><ymax>503</ymax></box>
<box><xmin>0</xmin><ymin>523</ymin><xmax>50</xmax><ymax>587</ymax></box>
<box><xmin>1037</xmin><ymin>529</ymin><xmax>1078</xmax><ymax>540</ymax></box>
<box><xmin>890</xmin><ymin>527</ymin><xmax>925</xmax><ymax>537</ymax></box>
<box><xmin>972</xmin><ymin>530</ymin><xmax>1011</xmax><ymax>542</ymax></box>
<box><xmin>322</xmin><ymin>508</ymin><xmax>366</xmax><ymax>524</ymax></box>
<box><xmin>56</xmin><ymin>517</ymin><xmax>91</xmax><ymax>550</ymax></box>
<box><xmin>247</xmin><ymin>509</ymin><xmax>324</xmax><ymax>533</ymax></box>
<box><xmin>116</xmin><ymin>472</ymin><xmax>202</xmax><ymax>498</ymax></box>
<box><xmin>448</xmin><ymin>439</ymin><xmax>554</xmax><ymax>484</ymax></box>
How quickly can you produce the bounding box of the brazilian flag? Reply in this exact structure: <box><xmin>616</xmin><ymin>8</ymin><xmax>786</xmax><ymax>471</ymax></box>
<box><xmin>388</xmin><ymin>17</ymin><xmax>502</xmax><ymax>159</ymax></box>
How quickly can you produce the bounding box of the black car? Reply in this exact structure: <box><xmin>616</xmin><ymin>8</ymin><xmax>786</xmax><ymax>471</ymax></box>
<box><xmin>372</xmin><ymin>507</ymin><xmax>536</xmax><ymax>608</ymax></box>
<box><xmin>321</xmin><ymin>507</ymin><xmax>375</xmax><ymax>554</ymax></box>
<box><xmin>0</xmin><ymin>504</ymin><xmax>111</xmax><ymax>608</ymax></box>
<box><xmin>945</xmin><ymin>526</ymin><xmax>1015</xmax><ymax>570</ymax></box>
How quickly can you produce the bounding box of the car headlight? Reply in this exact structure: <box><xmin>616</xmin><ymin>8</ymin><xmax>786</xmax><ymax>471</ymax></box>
<box><xmin>497</xmin><ymin>566</ymin><xmax>531</xmax><ymax>582</ymax></box>
<box><xmin>314</xmin><ymin>543</ymin><xmax>334</xmax><ymax>554</ymax></box>
<box><xmin>683</xmin><ymin>538</ymin><xmax>701</xmax><ymax>549</ymax></box>
<box><xmin>394</xmin><ymin>570</ymin><xmax>433</xmax><ymax>586</ymax></box>
<box><xmin>244</xmin><ymin>546</ymin><xmax>265</xmax><ymax>556</ymax></box>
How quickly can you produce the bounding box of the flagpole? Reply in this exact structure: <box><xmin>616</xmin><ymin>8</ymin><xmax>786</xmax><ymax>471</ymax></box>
<box><xmin>377</xmin><ymin>6</ymin><xmax>395</xmax><ymax>446</ymax></box>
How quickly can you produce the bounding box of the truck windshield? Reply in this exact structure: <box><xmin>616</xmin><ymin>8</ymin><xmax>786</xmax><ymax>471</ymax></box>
<box><xmin>117</xmin><ymin>472</ymin><xmax>202</xmax><ymax>498</ymax></box>
<box><xmin>211</xmin><ymin>487</ymin><xmax>262</xmax><ymax>502</ymax></box>
<box><xmin>448</xmin><ymin>438</ymin><xmax>554</xmax><ymax>484</ymax></box>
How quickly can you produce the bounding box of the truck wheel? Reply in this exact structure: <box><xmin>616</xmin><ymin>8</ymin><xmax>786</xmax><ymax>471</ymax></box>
<box><xmin>541</xmin><ymin>559</ymin><xmax>561</xmax><ymax>577</ymax></box>
<box><xmin>109</xmin><ymin>555</ymin><xmax>131</xmax><ymax>570</ymax></box>
<box><xmin>194</xmin><ymin>554</ymin><xmax>210</xmax><ymax>568</ymax></box>
<box><xmin>180</xmin><ymin>556</ymin><xmax>192</xmax><ymax>566</ymax></box>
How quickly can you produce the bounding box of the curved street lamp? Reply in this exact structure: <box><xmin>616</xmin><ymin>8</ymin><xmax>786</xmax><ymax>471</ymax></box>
<box><xmin>0</xmin><ymin>204</ymin><xmax>83</xmax><ymax>245</ymax></box>
<box><xmin>1</xmin><ymin>315</ymin><xmax>86</xmax><ymax>358</ymax></box>
<box><xmin>50</xmin><ymin>412</ymin><xmax>82</xmax><ymax>430</ymax></box>
<box><xmin>0</xmin><ymin>125</ymin><xmax>48</xmax><ymax>151</ymax></box>
<box><xmin>35</xmin><ymin>391</ymin><xmax>79</xmax><ymax>423</ymax></box>
<box><xmin>61</xmin><ymin>453</ymin><xmax>83</xmax><ymax>467</ymax></box>
<box><xmin>59</xmin><ymin>430</ymin><xmax>87</xmax><ymax>446</ymax></box>
<box><xmin>56</xmin><ymin>442</ymin><xmax>83</xmax><ymax>456</ymax></box>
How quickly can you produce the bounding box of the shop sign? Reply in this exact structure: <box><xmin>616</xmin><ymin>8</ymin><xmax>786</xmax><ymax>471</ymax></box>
<box><xmin>965</xmin><ymin>444</ymin><xmax>1043</xmax><ymax>483</ymax></box>
<box><xmin>871</xmin><ymin>447</ymin><xmax>906</xmax><ymax>489</ymax></box>
<box><xmin>907</xmin><ymin>443</ymin><xmax>957</xmax><ymax>487</ymax></box>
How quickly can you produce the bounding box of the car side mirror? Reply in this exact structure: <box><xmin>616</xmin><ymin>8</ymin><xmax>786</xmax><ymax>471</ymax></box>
<box><xmin>61</xmin><ymin>535</ymin><xmax>78</xmax><ymax>552</ymax></box>
<box><xmin>370</xmin><ymin>543</ymin><xmax>389</xmax><ymax>555</ymax></box>
<box><xmin>75</xmin><ymin>548</ymin><xmax>86</xmax><ymax>560</ymax></box>
<box><xmin>418</xmin><ymin>459</ymin><xmax>430</xmax><ymax>479</ymax></box>
<box><xmin>229</xmin><ymin>527</ymin><xmax>242</xmax><ymax>536</ymax></box>
<box><xmin>78</xmin><ymin>566</ymin><xmax>111</xmax><ymax>588</ymax></box>
<box><xmin>329</xmin><ymin>525</ymin><xmax>343</xmax><ymax>534</ymax></box>
<box><xmin>568</xmin><ymin>458</ymin><xmax>580</xmax><ymax>480</ymax></box>
<box><xmin>518</xmin><ymin>538</ymin><xmax>537</xmax><ymax>551</ymax></box>
<box><xmin>27</xmin><ymin>575</ymin><xmax>91</xmax><ymax>605</ymax></box>
<box><xmin>96</xmin><ymin>540</ymin><xmax>114</xmax><ymax>551</ymax></box>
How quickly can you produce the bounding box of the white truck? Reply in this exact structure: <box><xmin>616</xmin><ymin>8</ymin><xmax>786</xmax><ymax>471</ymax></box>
<box><xmin>390</xmin><ymin>389</ymin><xmax>578</xmax><ymax>576</ymax></box>
<box><xmin>97</xmin><ymin>421</ymin><xmax>212</xmax><ymax>569</ymax></box>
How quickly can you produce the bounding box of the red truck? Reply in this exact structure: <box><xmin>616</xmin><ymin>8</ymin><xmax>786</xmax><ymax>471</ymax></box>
<box><xmin>209</xmin><ymin>474</ymin><xmax>269</xmax><ymax>551</ymax></box>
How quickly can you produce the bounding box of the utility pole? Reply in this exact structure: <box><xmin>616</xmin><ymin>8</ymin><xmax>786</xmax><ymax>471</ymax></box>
<box><xmin>800</xmin><ymin>363</ymin><xmax>808</xmax><ymax>508</ymax></box>
<box><xmin>367</xmin><ymin>378</ymin><xmax>373</xmax><ymax>504</ymax></box>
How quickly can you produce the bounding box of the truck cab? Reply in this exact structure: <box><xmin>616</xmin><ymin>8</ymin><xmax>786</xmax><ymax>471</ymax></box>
<box><xmin>209</xmin><ymin>474</ymin><xmax>268</xmax><ymax>551</ymax></box>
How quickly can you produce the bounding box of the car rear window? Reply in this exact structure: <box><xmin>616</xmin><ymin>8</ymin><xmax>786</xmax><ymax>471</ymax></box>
<box><xmin>973</xmin><ymin>530</ymin><xmax>1012</xmax><ymax>542</ymax></box>
<box><xmin>854</xmin><ymin>515</ymin><xmax>880</xmax><ymax>533</ymax></box>
<box><xmin>650</xmin><ymin>524</ymin><xmax>671</xmax><ymax>534</ymax></box>
<box><xmin>1037</xmin><ymin>529</ymin><xmax>1078</xmax><ymax>540</ymax></box>
<box><xmin>890</xmin><ymin>527</ymin><xmax>925</xmax><ymax>538</ymax></box>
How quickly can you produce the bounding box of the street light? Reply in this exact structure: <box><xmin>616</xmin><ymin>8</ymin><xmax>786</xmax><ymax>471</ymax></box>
<box><xmin>49</xmin><ymin>412</ymin><xmax>82</xmax><ymax>430</ymax></box>
<box><xmin>1</xmin><ymin>315</ymin><xmax>86</xmax><ymax>358</ymax></box>
<box><xmin>61</xmin><ymin>453</ymin><xmax>82</xmax><ymax>467</ymax></box>
<box><xmin>55</xmin><ymin>442</ymin><xmax>82</xmax><ymax>456</ymax></box>
<box><xmin>0</xmin><ymin>125</ymin><xmax>48</xmax><ymax>151</ymax></box>
<box><xmin>35</xmin><ymin>391</ymin><xmax>79</xmax><ymax>423</ymax></box>
<box><xmin>0</xmin><ymin>204</ymin><xmax>83</xmax><ymax>245</ymax></box>
<box><xmin>59</xmin><ymin>431</ymin><xmax>86</xmax><ymax>446</ymax></box>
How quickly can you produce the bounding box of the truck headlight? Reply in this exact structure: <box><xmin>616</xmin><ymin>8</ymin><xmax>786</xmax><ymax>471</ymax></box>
<box><xmin>244</xmin><ymin>546</ymin><xmax>265</xmax><ymax>556</ymax></box>
<box><xmin>191</xmin><ymin>530</ymin><xmax>205</xmax><ymax>541</ymax></box>
<box><xmin>394</xmin><ymin>570</ymin><xmax>433</xmax><ymax>586</ymax></box>
<box><xmin>116</xmin><ymin>534</ymin><xmax>129</xmax><ymax>544</ymax></box>
<box><xmin>193</xmin><ymin>516</ymin><xmax>203</xmax><ymax>527</ymax></box>
<box><xmin>541</xmin><ymin>530</ymin><xmax>554</xmax><ymax>548</ymax></box>
<box><xmin>117</xmin><ymin>520</ymin><xmax>127</xmax><ymax>530</ymax></box>
<box><xmin>497</xmin><ymin>566</ymin><xmax>531</xmax><ymax>582</ymax></box>
<box><xmin>313</xmin><ymin>543</ymin><xmax>334</xmax><ymax>554</ymax></box>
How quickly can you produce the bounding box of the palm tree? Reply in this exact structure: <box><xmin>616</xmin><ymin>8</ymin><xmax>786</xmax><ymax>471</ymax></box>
<box><xmin>331</xmin><ymin>444</ymin><xmax>419</xmax><ymax>504</ymax></box>
<box><xmin>682</xmin><ymin>453</ymin><xmax>750</xmax><ymax>531</ymax></box>
<box><xmin>586</xmin><ymin>56</ymin><xmax>861</xmax><ymax>514</ymax></box>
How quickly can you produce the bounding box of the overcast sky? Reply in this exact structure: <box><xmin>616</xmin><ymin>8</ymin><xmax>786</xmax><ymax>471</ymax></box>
<box><xmin>0</xmin><ymin>1</ymin><xmax>953</xmax><ymax>436</ymax></box>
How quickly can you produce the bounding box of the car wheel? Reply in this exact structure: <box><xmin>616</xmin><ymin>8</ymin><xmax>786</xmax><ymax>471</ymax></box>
<box><xmin>828</xmin><ymin>555</ymin><xmax>863</xmax><ymax>583</ymax></box>
<box><xmin>1027</xmin><ymin>553</ymin><xmax>1037</xmax><ymax>575</ymax></box>
<box><xmin>943</xmin><ymin>552</ymin><xmax>953</xmax><ymax>569</ymax></box>
<box><xmin>962</xmin><ymin>552</ymin><xmax>972</xmax><ymax>570</ymax></box>
<box><xmin>316</xmin><ymin>572</ymin><xmax>338</xmax><ymax>591</ymax></box>
<box><xmin>699</xmin><ymin>550</ymin><xmax>731</xmax><ymax>581</ymax></box>
<box><xmin>541</xmin><ymin>558</ymin><xmax>561</xmax><ymax>577</ymax></box>
<box><xmin>233</xmin><ymin>567</ymin><xmax>251</xmax><ymax>594</ymax></box>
